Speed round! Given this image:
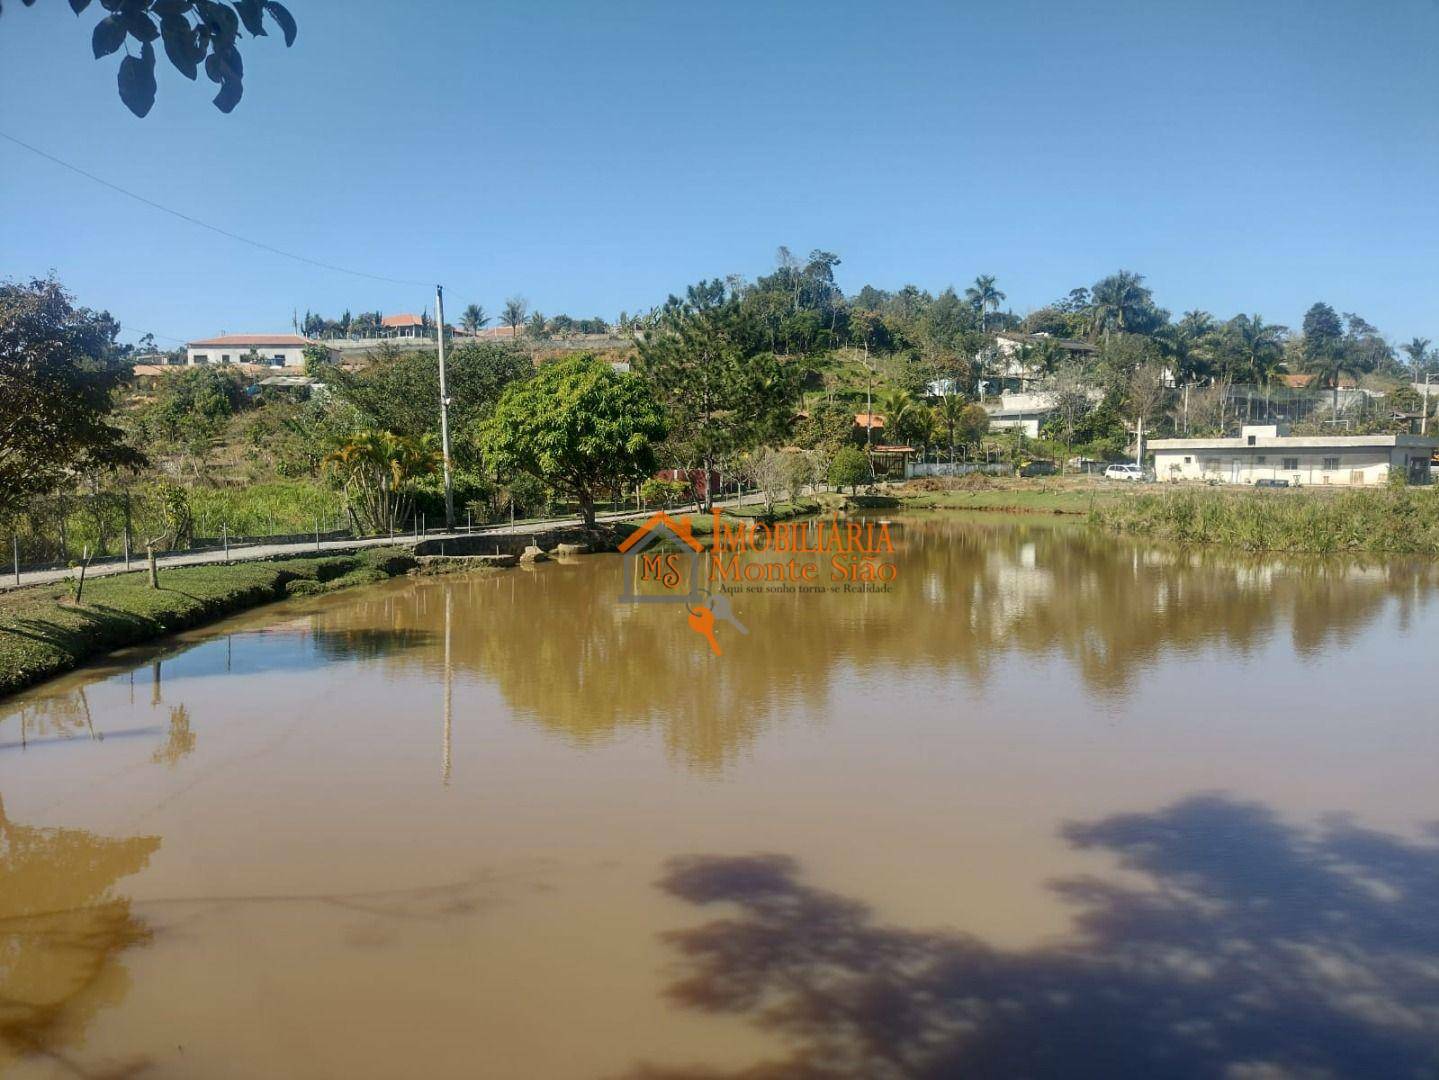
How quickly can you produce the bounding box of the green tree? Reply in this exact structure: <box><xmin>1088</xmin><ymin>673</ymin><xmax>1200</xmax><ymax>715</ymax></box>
<box><xmin>1401</xmin><ymin>337</ymin><xmax>1431</xmax><ymax>380</ymax></box>
<box><xmin>501</xmin><ymin>297</ymin><xmax>529</xmax><ymax>338</ymax></box>
<box><xmin>323</xmin><ymin>429</ymin><xmax>439</xmax><ymax>534</ymax></box>
<box><xmin>1220</xmin><ymin>314</ymin><xmax>1286</xmax><ymax>384</ymax></box>
<box><xmin>1299</xmin><ymin>302</ymin><xmax>1355</xmax><ymax>415</ymax></box>
<box><xmin>461</xmin><ymin>304</ymin><xmax>489</xmax><ymax>336</ymax></box>
<box><xmin>828</xmin><ymin>445</ymin><xmax>870</xmax><ymax>493</ymax></box>
<box><xmin>637</xmin><ymin>282</ymin><xmax>799</xmax><ymax>510</ymax></box>
<box><xmin>481</xmin><ymin>354</ymin><xmax>667</xmax><ymax>528</ymax></box>
<box><xmin>0</xmin><ymin>278</ymin><xmax>142</xmax><ymax>516</ymax></box>
<box><xmin>0</xmin><ymin>1</ymin><xmax>298</xmax><ymax>117</ymax></box>
<box><xmin>964</xmin><ymin>274</ymin><xmax>1006</xmax><ymax>332</ymax></box>
<box><xmin>327</xmin><ymin>341</ymin><xmax>531</xmax><ymax>464</ymax></box>
<box><xmin>1088</xmin><ymin>271</ymin><xmax>1165</xmax><ymax>340</ymax></box>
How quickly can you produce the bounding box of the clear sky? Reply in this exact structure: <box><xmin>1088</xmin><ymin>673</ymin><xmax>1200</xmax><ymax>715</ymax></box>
<box><xmin>2</xmin><ymin>0</ymin><xmax>1436</xmax><ymax>348</ymax></box>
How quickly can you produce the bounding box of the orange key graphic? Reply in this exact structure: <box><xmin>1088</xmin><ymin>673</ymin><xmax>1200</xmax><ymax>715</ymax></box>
<box><xmin>687</xmin><ymin>604</ymin><xmax>722</xmax><ymax>656</ymax></box>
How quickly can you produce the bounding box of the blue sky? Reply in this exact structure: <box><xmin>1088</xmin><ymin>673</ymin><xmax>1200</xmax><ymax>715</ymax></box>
<box><xmin>2</xmin><ymin>0</ymin><xmax>1436</xmax><ymax>347</ymax></box>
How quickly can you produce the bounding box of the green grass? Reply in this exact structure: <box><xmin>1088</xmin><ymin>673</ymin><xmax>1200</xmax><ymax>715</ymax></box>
<box><xmin>1091</xmin><ymin>485</ymin><xmax>1439</xmax><ymax>554</ymax></box>
<box><xmin>0</xmin><ymin>548</ymin><xmax>416</xmax><ymax>698</ymax></box>
<box><xmin>186</xmin><ymin>481</ymin><xmax>348</xmax><ymax>537</ymax></box>
<box><xmin>896</xmin><ymin>483</ymin><xmax>1112</xmax><ymax>515</ymax></box>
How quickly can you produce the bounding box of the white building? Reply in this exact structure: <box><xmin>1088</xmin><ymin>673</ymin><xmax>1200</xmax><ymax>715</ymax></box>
<box><xmin>1150</xmin><ymin>425</ymin><xmax>1435</xmax><ymax>487</ymax></box>
<box><xmin>187</xmin><ymin>334</ymin><xmax>317</xmax><ymax>368</ymax></box>
<box><xmin>983</xmin><ymin>390</ymin><xmax>1101</xmax><ymax>439</ymax></box>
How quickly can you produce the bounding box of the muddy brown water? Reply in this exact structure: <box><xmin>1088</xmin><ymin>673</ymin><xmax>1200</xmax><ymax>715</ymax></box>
<box><xmin>3</xmin><ymin>514</ymin><xmax>1438</xmax><ymax>1079</ymax></box>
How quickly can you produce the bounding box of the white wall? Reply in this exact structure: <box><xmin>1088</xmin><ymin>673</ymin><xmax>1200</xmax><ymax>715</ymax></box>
<box><xmin>1153</xmin><ymin>447</ymin><xmax>1403</xmax><ymax>486</ymax></box>
<box><xmin>187</xmin><ymin>345</ymin><xmax>307</xmax><ymax>368</ymax></box>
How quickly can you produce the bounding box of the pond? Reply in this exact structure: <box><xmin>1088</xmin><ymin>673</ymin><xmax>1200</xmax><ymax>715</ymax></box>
<box><xmin>3</xmin><ymin>514</ymin><xmax>1437</xmax><ymax>1078</ymax></box>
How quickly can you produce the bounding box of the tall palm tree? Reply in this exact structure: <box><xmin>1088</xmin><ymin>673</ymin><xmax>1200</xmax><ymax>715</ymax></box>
<box><xmin>501</xmin><ymin>297</ymin><xmax>529</xmax><ymax>339</ymax></box>
<box><xmin>1087</xmin><ymin>270</ymin><xmax>1151</xmax><ymax>341</ymax></box>
<box><xmin>936</xmin><ymin>394</ymin><xmax>967</xmax><ymax>461</ymax></box>
<box><xmin>1402</xmin><ymin>337</ymin><xmax>1431</xmax><ymax>379</ymax></box>
<box><xmin>1226</xmin><ymin>314</ymin><xmax>1287</xmax><ymax>385</ymax></box>
<box><xmin>461</xmin><ymin>304</ymin><xmax>489</xmax><ymax>337</ymax></box>
<box><xmin>965</xmin><ymin>274</ymin><xmax>1006</xmax><ymax>332</ymax></box>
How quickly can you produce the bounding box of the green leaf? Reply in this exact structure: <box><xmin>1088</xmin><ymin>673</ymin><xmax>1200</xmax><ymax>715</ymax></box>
<box><xmin>91</xmin><ymin>14</ymin><xmax>126</xmax><ymax>57</ymax></box>
<box><xmin>231</xmin><ymin>0</ymin><xmax>265</xmax><ymax>35</ymax></box>
<box><xmin>117</xmin><ymin>8</ymin><xmax>159</xmax><ymax>41</ymax></box>
<box><xmin>117</xmin><ymin>40</ymin><xmax>157</xmax><ymax>117</ymax></box>
<box><xmin>160</xmin><ymin>13</ymin><xmax>198</xmax><ymax>78</ymax></box>
<box><xmin>263</xmin><ymin>0</ymin><xmax>294</xmax><ymax>46</ymax></box>
<box><xmin>151</xmin><ymin>0</ymin><xmax>191</xmax><ymax>14</ymax></box>
<box><xmin>69</xmin><ymin>0</ymin><xmax>93</xmax><ymax>13</ymax></box>
<box><xmin>212</xmin><ymin>74</ymin><xmax>242</xmax><ymax>112</ymax></box>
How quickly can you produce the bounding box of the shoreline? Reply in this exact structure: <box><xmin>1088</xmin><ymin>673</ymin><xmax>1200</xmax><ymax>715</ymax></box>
<box><xmin>4</xmin><ymin>485</ymin><xmax>1434</xmax><ymax>701</ymax></box>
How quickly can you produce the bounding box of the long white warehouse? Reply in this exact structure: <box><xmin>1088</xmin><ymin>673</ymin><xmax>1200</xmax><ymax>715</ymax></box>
<box><xmin>1149</xmin><ymin>426</ymin><xmax>1436</xmax><ymax>486</ymax></box>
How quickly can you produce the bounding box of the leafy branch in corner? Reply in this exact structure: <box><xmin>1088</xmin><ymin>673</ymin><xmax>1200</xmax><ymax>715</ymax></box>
<box><xmin>1</xmin><ymin>0</ymin><xmax>297</xmax><ymax>117</ymax></box>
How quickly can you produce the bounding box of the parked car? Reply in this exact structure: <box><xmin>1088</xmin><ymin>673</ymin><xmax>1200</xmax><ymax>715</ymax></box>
<box><xmin>1103</xmin><ymin>464</ymin><xmax>1147</xmax><ymax>481</ymax></box>
<box><xmin>1254</xmin><ymin>478</ymin><xmax>1290</xmax><ymax>488</ymax></box>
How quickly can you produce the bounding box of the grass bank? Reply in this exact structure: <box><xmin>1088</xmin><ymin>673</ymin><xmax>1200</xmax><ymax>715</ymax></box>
<box><xmin>1092</xmin><ymin>485</ymin><xmax>1439</xmax><ymax>554</ymax></box>
<box><xmin>0</xmin><ymin>548</ymin><xmax>416</xmax><ymax>699</ymax></box>
<box><xmin>894</xmin><ymin>476</ymin><xmax>1116</xmax><ymax>515</ymax></box>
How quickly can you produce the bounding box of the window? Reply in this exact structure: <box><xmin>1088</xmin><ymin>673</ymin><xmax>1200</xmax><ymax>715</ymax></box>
<box><xmin>1322</xmin><ymin>456</ymin><xmax>1340</xmax><ymax>471</ymax></box>
<box><xmin>1183</xmin><ymin>456</ymin><xmax>1192</xmax><ymax>464</ymax></box>
<box><xmin>192</xmin><ymin>353</ymin><xmax>208</xmax><ymax>364</ymax></box>
<box><xmin>1247</xmin><ymin>435</ymin><xmax>1256</xmax><ymax>445</ymax></box>
<box><xmin>1282</xmin><ymin>457</ymin><xmax>1299</xmax><ymax>471</ymax></box>
<box><xmin>222</xmin><ymin>353</ymin><xmax>231</xmax><ymax>363</ymax></box>
<box><xmin>273</xmin><ymin>354</ymin><xmax>286</xmax><ymax>366</ymax></box>
<box><xmin>1256</xmin><ymin>456</ymin><xmax>1267</xmax><ymax>464</ymax></box>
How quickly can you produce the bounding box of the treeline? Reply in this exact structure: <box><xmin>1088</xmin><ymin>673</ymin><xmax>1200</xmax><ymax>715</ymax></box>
<box><xmin>4</xmin><ymin>250</ymin><xmax>1436</xmax><ymax>561</ymax></box>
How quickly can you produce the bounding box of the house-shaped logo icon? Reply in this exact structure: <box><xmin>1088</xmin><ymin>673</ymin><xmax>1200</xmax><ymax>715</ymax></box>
<box><xmin>617</xmin><ymin>511</ymin><xmax>705</xmax><ymax>605</ymax></box>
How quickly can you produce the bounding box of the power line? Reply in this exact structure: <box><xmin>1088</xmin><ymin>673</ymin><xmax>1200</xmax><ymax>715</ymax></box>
<box><xmin>0</xmin><ymin>129</ymin><xmax>432</xmax><ymax>289</ymax></box>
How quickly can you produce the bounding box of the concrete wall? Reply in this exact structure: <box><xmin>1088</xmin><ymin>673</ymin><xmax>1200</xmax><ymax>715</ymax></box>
<box><xmin>1153</xmin><ymin>446</ymin><xmax>1413</xmax><ymax>486</ymax></box>
<box><xmin>188</xmin><ymin>345</ymin><xmax>307</xmax><ymax>368</ymax></box>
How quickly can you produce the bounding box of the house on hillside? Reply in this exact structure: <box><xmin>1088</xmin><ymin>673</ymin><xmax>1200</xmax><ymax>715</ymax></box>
<box><xmin>382</xmin><ymin>313</ymin><xmax>428</xmax><ymax>339</ymax></box>
<box><xmin>979</xmin><ymin>332</ymin><xmax>1098</xmax><ymax>391</ymax></box>
<box><xmin>1150</xmin><ymin>425</ymin><xmax>1435</xmax><ymax>486</ymax></box>
<box><xmin>983</xmin><ymin>390</ymin><xmax>1101</xmax><ymax>439</ymax></box>
<box><xmin>186</xmin><ymin>334</ymin><xmax>323</xmax><ymax>368</ymax></box>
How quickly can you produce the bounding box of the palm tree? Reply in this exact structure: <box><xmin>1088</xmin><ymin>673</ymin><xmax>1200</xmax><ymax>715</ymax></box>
<box><xmin>936</xmin><ymin>394</ymin><xmax>967</xmax><ymax>461</ymax></box>
<box><xmin>501</xmin><ymin>297</ymin><xmax>529</xmax><ymax>339</ymax></box>
<box><xmin>876</xmin><ymin>387</ymin><xmax>914</xmax><ymax>445</ymax></box>
<box><xmin>323</xmin><ymin>430</ymin><xmax>440</xmax><ymax>534</ymax></box>
<box><xmin>965</xmin><ymin>275</ymin><xmax>1006</xmax><ymax>332</ymax></box>
<box><xmin>1402</xmin><ymin>337</ymin><xmax>1431</xmax><ymax>379</ymax></box>
<box><xmin>1226</xmin><ymin>314</ymin><xmax>1287</xmax><ymax>385</ymax></box>
<box><xmin>461</xmin><ymin>304</ymin><xmax>489</xmax><ymax>337</ymax></box>
<box><xmin>1087</xmin><ymin>270</ymin><xmax>1151</xmax><ymax>341</ymax></box>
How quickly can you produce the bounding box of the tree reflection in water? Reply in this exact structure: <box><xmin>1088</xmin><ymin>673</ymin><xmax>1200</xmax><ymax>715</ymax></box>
<box><xmin>0</xmin><ymin>797</ymin><xmax>160</xmax><ymax>1076</ymax></box>
<box><xmin>621</xmin><ymin>795</ymin><xmax>1439</xmax><ymax>1080</ymax></box>
<box><xmin>310</xmin><ymin>518</ymin><xmax>1437</xmax><ymax>770</ymax></box>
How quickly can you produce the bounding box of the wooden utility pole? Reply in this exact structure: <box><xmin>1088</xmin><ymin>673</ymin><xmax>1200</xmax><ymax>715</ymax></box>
<box><xmin>435</xmin><ymin>284</ymin><xmax>456</xmax><ymax>528</ymax></box>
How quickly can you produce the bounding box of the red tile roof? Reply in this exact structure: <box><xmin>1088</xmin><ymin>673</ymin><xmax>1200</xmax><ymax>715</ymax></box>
<box><xmin>855</xmin><ymin>413</ymin><xmax>885</xmax><ymax>429</ymax></box>
<box><xmin>382</xmin><ymin>313</ymin><xmax>425</xmax><ymax>328</ymax></box>
<box><xmin>188</xmin><ymin>334</ymin><xmax>313</xmax><ymax>347</ymax></box>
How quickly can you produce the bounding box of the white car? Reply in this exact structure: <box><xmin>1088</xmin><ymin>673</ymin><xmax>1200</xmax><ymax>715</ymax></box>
<box><xmin>1104</xmin><ymin>464</ymin><xmax>1147</xmax><ymax>482</ymax></box>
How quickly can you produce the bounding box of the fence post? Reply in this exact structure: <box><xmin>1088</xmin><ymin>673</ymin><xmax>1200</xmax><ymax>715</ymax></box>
<box><xmin>123</xmin><ymin>525</ymin><xmax>131</xmax><ymax>570</ymax></box>
<box><xmin>315</xmin><ymin>516</ymin><xmax>321</xmax><ymax>551</ymax></box>
<box><xmin>466</xmin><ymin>507</ymin><xmax>471</xmax><ymax>532</ymax></box>
<box><xmin>13</xmin><ymin>535</ymin><xmax>19</xmax><ymax>586</ymax></box>
<box><xmin>222</xmin><ymin>522</ymin><xmax>229</xmax><ymax>562</ymax></box>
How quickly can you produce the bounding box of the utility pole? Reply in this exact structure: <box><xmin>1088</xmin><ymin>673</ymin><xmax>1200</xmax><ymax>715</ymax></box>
<box><xmin>1423</xmin><ymin>371</ymin><xmax>1437</xmax><ymax>437</ymax></box>
<box><xmin>435</xmin><ymin>284</ymin><xmax>456</xmax><ymax>528</ymax></box>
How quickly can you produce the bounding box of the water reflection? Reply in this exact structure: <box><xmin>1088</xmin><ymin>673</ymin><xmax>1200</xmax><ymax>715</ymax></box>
<box><xmin>621</xmin><ymin>794</ymin><xmax>1439</xmax><ymax>1079</ymax></box>
<box><xmin>301</xmin><ymin>517</ymin><xmax>1437</xmax><ymax>768</ymax></box>
<box><xmin>0</xmin><ymin>798</ymin><xmax>160</xmax><ymax>1076</ymax></box>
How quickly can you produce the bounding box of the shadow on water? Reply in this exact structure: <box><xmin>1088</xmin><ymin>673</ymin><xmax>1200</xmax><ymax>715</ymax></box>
<box><xmin>619</xmin><ymin>794</ymin><xmax>1439</xmax><ymax>1080</ymax></box>
<box><xmin>0</xmin><ymin>797</ymin><xmax>160</xmax><ymax>1078</ymax></box>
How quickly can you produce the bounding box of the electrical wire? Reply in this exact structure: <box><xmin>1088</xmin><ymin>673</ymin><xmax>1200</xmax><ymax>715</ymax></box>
<box><xmin>0</xmin><ymin>128</ymin><xmax>433</xmax><ymax>289</ymax></box>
